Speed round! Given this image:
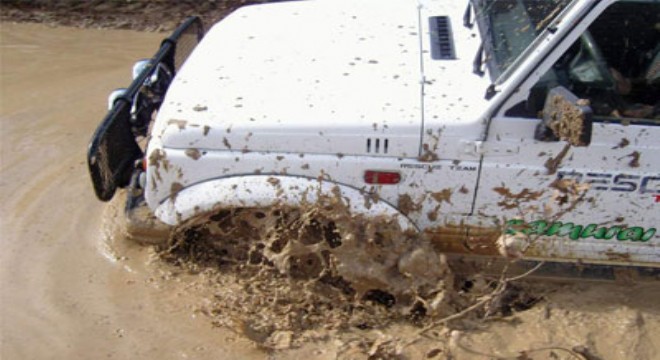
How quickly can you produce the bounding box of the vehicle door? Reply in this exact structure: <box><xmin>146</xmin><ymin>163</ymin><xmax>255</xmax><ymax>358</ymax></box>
<box><xmin>474</xmin><ymin>0</ymin><xmax>660</xmax><ymax>266</ymax></box>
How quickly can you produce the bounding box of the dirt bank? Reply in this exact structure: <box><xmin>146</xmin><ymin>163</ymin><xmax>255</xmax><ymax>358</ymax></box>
<box><xmin>0</xmin><ymin>0</ymin><xmax>280</xmax><ymax>32</ymax></box>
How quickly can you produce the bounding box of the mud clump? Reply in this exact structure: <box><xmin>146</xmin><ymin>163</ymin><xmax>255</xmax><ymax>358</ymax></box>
<box><xmin>545</xmin><ymin>95</ymin><xmax>591</xmax><ymax>147</ymax></box>
<box><xmin>544</xmin><ymin>143</ymin><xmax>572</xmax><ymax>175</ymax></box>
<box><xmin>627</xmin><ymin>151</ymin><xmax>641</xmax><ymax>168</ymax></box>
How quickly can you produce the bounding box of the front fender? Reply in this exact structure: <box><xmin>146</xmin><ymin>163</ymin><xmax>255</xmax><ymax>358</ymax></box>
<box><xmin>154</xmin><ymin>175</ymin><xmax>418</xmax><ymax>231</ymax></box>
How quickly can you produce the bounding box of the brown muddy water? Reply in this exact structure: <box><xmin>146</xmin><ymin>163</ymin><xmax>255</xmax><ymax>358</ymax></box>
<box><xmin>1</xmin><ymin>23</ymin><xmax>659</xmax><ymax>360</ymax></box>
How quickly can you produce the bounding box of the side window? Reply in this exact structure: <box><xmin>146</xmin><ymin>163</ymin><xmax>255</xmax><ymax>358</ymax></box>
<box><xmin>507</xmin><ymin>1</ymin><xmax>660</xmax><ymax>122</ymax></box>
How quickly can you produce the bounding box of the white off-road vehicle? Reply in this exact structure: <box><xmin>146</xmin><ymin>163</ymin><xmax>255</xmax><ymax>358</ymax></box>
<box><xmin>89</xmin><ymin>0</ymin><xmax>659</xmax><ymax>281</ymax></box>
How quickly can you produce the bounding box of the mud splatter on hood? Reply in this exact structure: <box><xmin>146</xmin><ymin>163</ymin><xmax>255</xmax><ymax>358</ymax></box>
<box><xmin>152</xmin><ymin>0</ymin><xmax>423</xmax><ymax>157</ymax></box>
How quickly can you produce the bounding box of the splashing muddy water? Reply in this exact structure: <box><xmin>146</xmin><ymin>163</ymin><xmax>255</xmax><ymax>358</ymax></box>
<box><xmin>1</xmin><ymin>23</ymin><xmax>659</xmax><ymax>360</ymax></box>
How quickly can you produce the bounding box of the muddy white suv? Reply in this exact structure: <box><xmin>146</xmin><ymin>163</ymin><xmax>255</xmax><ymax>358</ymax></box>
<box><xmin>89</xmin><ymin>0</ymin><xmax>659</xmax><ymax>278</ymax></box>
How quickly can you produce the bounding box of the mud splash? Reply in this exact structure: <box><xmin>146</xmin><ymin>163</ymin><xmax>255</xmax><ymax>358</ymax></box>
<box><xmin>157</xmin><ymin>208</ymin><xmax>660</xmax><ymax>359</ymax></box>
<box><xmin>159</xmin><ymin>196</ymin><xmax>455</xmax><ymax>347</ymax></box>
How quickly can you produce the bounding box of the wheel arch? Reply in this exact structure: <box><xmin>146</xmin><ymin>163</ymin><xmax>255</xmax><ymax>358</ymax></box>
<box><xmin>154</xmin><ymin>175</ymin><xmax>418</xmax><ymax>232</ymax></box>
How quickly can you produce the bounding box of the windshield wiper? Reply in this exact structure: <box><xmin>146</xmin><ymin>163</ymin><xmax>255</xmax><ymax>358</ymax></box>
<box><xmin>468</xmin><ymin>0</ymin><xmax>499</xmax><ymax>98</ymax></box>
<box><xmin>473</xmin><ymin>42</ymin><xmax>485</xmax><ymax>76</ymax></box>
<box><xmin>468</xmin><ymin>0</ymin><xmax>485</xmax><ymax>75</ymax></box>
<box><xmin>463</xmin><ymin>2</ymin><xmax>474</xmax><ymax>28</ymax></box>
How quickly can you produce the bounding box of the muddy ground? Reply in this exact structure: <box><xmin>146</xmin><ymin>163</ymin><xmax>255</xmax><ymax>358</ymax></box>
<box><xmin>1</xmin><ymin>0</ymin><xmax>280</xmax><ymax>32</ymax></box>
<box><xmin>1</xmin><ymin>3</ymin><xmax>660</xmax><ymax>360</ymax></box>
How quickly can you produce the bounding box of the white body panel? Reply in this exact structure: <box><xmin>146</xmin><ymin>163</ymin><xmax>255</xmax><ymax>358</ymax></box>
<box><xmin>144</xmin><ymin>0</ymin><xmax>659</xmax><ymax>267</ymax></box>
<box><xmin>419</xmin><ymin>0</ymin><xmax>491</xmax><ymax>156</ymax></box>
<box><xmin>473</xmin><ymin>0</ymin><xmax>659</xmax><ymax>265</ymax></box>
<box><xmin>476</xmin><ymin>120</ymin><xmax>660</xmax><ymax>265</ymax></box>
<box><xmin>151</xmin><ymin>0</ymin><xmax>423</xmax><ymax>158</ymax></box>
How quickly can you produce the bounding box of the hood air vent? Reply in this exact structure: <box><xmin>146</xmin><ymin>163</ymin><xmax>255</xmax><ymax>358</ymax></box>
<box><xmin>429</xmin><ymin>16</ymin><xmax>456</xmax><ymax>60</ymax></box>
<box><xmin>366</xmin><ymin>138</ymin><xmax>389</xmax><ymax>154</ymax></box>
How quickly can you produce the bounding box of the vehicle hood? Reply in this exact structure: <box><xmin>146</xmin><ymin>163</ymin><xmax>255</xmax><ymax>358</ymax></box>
<box><xmin>152</xmin><ymin>0</ymin><xmax>488</xmax><ymax>158</ymax></box>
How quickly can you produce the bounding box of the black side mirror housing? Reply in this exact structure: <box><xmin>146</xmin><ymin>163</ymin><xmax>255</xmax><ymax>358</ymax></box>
<box><xmin>535</xmin><ymin>86</ymin><xmax>593</xmax><ymax>147</ymax></box>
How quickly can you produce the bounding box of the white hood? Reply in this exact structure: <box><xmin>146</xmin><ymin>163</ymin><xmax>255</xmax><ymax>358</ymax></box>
<box><xmin>152</xmin><ymin>0</ymin><xmax>488</xmax><ymax>158</ymax></box>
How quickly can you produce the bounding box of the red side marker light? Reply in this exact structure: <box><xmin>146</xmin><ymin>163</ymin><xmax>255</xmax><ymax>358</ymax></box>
<box><xmin>364</xmin><ymin>170</ymin><xmax>401</xmax><ymax>185</ymax></box>
<box><xmin>656</xmin><ymin>195</ymin><xmax>660</xmax><ymax>203</ymax></box>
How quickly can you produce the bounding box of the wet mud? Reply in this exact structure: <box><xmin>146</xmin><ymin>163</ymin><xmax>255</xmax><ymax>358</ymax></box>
<box><xmin>2</xmin><ymin>23</ymin><xmax>660</xmax><ymax>360</ymax></box>
<box><xmin>0</xmin><ymin>0</ymin><xmax>276</xmax><ymax>32</ymax></box>
<box><xmin>0</xmin><ymin>23</ymin><xmax>263</xmax><ymax>360</ymax></box>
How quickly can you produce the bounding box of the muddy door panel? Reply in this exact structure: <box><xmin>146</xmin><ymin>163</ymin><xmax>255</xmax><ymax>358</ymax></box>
<box><xmin>475</xmin><ymin>116</ymin><xmax>659</xmax><ymax>266</ymax></box>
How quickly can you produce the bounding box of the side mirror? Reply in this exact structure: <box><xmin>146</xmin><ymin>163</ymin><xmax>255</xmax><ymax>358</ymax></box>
<box><xmin>535</xmin><ymin>86</ymin><xmax>592</xmax><ymax>147</ymax></box>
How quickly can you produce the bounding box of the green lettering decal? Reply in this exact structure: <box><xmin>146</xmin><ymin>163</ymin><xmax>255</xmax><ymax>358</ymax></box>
<box><xmin>616</xmin><ymin>227</ymin><xmax>655</xmax><ymax>242</ymax></box>
<box><xmin>569</xmin><ymin>225</ymin><xmax>584</xmax><ymax>241</ymax></box>
<box><xmin>546</xmin><ymin>222</ymin><xmax>565</xmax><ymax>236</ymax></box>
<box><xmin>546</xmin><ymin>222</ymin><xmax>583</xmax><ymax>240</ymax></box>
<box><xmin>604</xmin><ymin>227</ymin><xmax>621</xmax><ymax>240</ymax></box>
<box><xmin>580</xmin><ymin>224</ymin><xmax>605</xmax><ymax>239</ymax></box>
<box><xmin>617</xmin><ymin>228</ymin><xmax>642</xmax><ymax>241</ymax></box>
<box><xmin>528</xmin><ymin>220</ymin><xmax>549</xmax><ymax>236</ymax></box>
<box><xmin>503</xmin><ymin>221</ymin><xmax>654</xmax><ymax>243</ymax></box>
<box><xmin>641</xmin><ymin>228</ymin><xmax>657</xmax><ymax>242</ymax></box>
<box><xmin>505</xmin><ymin>219</ymin><xmax>525</xmax><ymax>235</ymax></box>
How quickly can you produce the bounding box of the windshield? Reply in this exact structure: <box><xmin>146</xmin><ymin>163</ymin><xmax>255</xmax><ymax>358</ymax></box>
<box><xmin>473</xmin><ymin>0</ymin><xmax>571</xmax><ymax>78</ymax></box>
